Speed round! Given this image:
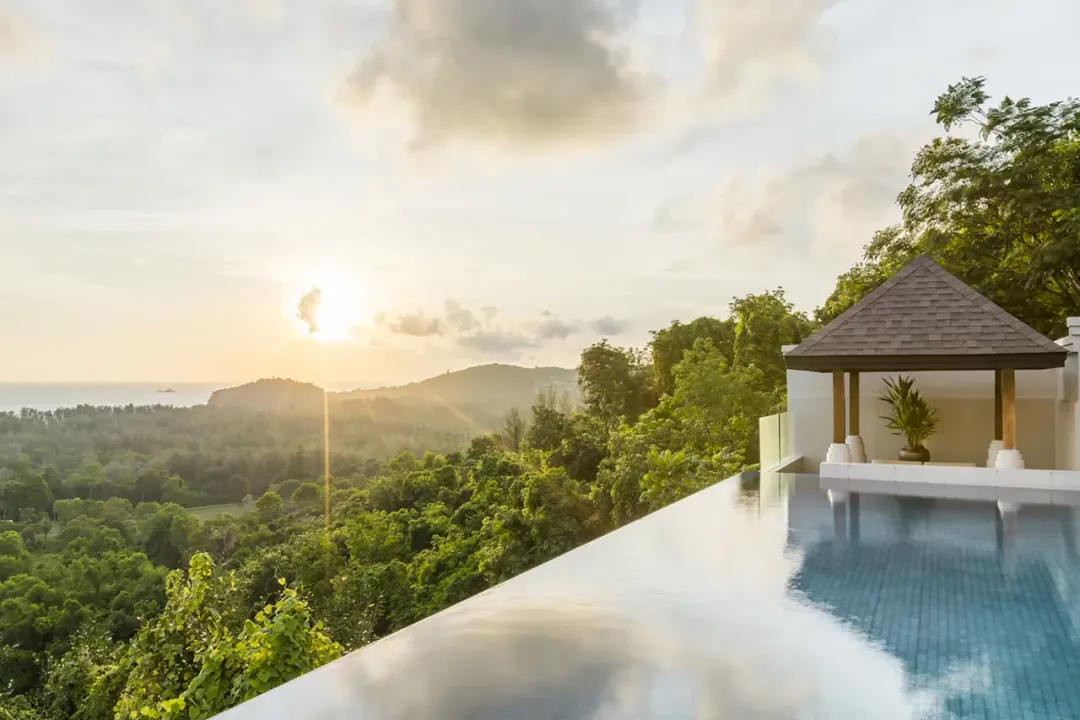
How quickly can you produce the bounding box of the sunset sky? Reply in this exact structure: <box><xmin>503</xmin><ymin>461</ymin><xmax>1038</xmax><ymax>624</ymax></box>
<box><xmin>2</xmin><ymin>0</ymin><xmax>1078</xmax><ymax>385</ymax></box>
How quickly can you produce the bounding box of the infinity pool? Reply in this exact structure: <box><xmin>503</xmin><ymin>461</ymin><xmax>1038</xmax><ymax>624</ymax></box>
<box><xmin>218</xmin><ymin>473</ymin><xmax>1080</xmax><ymax>719</ymax></box>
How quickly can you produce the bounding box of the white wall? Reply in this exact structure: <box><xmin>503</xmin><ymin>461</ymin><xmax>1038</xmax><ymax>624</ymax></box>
<box><xmin>788</xmin><ymin>368</ymin><xmax>1062</xmax><ymax>469</ymax></box>
<box><xmin>1059</xmin><ymin>352</ymin><xmax>1080</xmax><ymax>471</ymax></box>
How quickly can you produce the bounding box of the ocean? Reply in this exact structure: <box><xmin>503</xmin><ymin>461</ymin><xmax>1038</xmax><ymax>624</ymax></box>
<box><xmin>0</xmin><ymin>384</ymin><xmax>226</xmax><ymax>413</ymax></box>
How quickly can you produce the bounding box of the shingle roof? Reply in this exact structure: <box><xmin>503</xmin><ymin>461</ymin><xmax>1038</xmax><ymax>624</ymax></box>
<box><xmin>785</xmin><ymin>255</ymin><xmax>1068</xmax><ymax>372</ymax></box>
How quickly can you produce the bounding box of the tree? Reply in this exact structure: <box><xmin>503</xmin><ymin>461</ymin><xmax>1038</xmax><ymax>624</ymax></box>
<box><xmin>524</xmin><ymin>403</ymin><xmax>571</xmax><ymax>454</ymax></box>
<box><xmin>0</xmin><ymin>694</ymin><xmax>37</xmax><ymax>720</ymax></box>
<box><xmin>820</xmin><ymin>77</ymin><xmax>1080</xmax><ymax>338</ymax></box>
<box><xmin>114</xmin><ymin>553</ymin><xmax>341</xmax><ymax>719</ymax></box>
<box><xmin>666</xmin><ymin>339</ymin><xmax>782</xmax><ymax>466</ymax></box>
<box><xmin>161</xmin><ymin>475</ymin><xmax>192</xmax><ymax>506</ymax></box>
<box><xmin>42</xmin><ymin>624</ymin><xmax>125</xmax><ymax>720</ymax></box>
<box><xmin>255</xmin><ymin>492</ymin><xmax>284</xmax><ymax>524</ymax></box>
<box><xmin>591</xmin><ymin>338</ymin><xmax>772</xmax><ymax>528</ymax></box>
<box><xmin>134</xmin><ymin>469</ymin><xmax>169</xmax><ymax>504</ymax></box>
<box><xmin>141</xmin><ymin>505</ymin><xmax>204</xmax><ymax>569</ymax></box>
<box><xmin>0</xmin><ymin>531</ymin><xmax>29</xmax><ymax>581</ymax></box>
<box><xmin>498</xmin><ymin>408</ymin><xmax>527</xmax><ymax>452</ymax></box>
<box><xmin>290</xmin><ymin>483</ymin><xmax>321</xmax><ymax>514</ymax></box>
<box><xmin>639</xmin><ymin>449</ymin><xmax>725</xmax><ymax>513</ymax></box>
<box><xmin>278</xmin><ymin>479</ymin><xmax>301</xmax><ymax>502</ymax></box>
<box><xmin>650</xmin><ymin>317</ymin><xmax>736</xmax><ymax>398</ymax></box>
<box><xmin>2</xmin><ymin>474</ymin><xmax>53</xmax><ymax>521</ymax></box>
<box><xmin>578</xmin><ymin>341</ymin><xmax>655</xmax><ymax>425</ymax></box>
<box><xmin>549</xmin><ymin>413</ymin><xmax>608</xmax><ymax>484</ymax></box>
<box><xmin>730</xmin><ymin>290</ymin><xmax>812</xmax><ymax>391</ymax></box>
<box><xmin>225</xmin><ymin>475</ymin><xmax>250</xmax><ymax>502</ymax></box>
<box><xmin>535</xmin><ymin>385</ymin><xmax>575</xmax><ymax>415</ymax></box>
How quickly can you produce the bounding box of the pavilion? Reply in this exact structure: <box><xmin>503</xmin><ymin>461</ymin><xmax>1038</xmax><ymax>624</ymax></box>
<box><xmin>783</xmin><ymin>255</ymin><xmax>1069</xmax><ymax>471</ymax></box>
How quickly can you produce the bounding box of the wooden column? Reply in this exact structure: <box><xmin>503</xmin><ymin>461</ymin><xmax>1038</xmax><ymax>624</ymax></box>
<box><xmin>849</xmin><ymin>372</ymin><xmax>860</xmax><ymax>436</ymax></box>
<box><xmin>832</xmin><ymin>371</ymin><xmax>846</xmax><ymax>444</ymax></box>
<box><xmin>1001</xmin><ymin>368</ymin><xmax>1016</xmax><ymax>451</ymax></box>
<box><xmin>994</xmin><ymin>369</ymin><xmax>1003</xmax><ymax>442</ymax></box>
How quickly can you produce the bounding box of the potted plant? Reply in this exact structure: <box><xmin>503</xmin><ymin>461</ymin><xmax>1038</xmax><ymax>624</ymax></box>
<box><xmin>879</xmin><ymin>375</ymin><xmax>939</xmax><ymax>463</ymax></box>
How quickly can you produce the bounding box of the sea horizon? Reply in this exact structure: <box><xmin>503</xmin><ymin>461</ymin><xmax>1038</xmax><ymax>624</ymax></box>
<box><xmin>0</xmin><ymin>382</ymin><xmax>228</xmax><ymax>413</ymax></box>
<box><xmin>0</xmin><ymin>381</ymin><xmax>389</xmax><ymax>413</ymax></box>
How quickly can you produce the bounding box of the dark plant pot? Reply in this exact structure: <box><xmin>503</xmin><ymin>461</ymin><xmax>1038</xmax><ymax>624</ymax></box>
<box><xmin>899</xmin><ymin>445</ymin><xmax>930</xmax><ymax>463</ymax></box>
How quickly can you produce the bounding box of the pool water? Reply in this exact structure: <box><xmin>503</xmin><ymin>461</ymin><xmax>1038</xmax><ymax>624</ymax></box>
<box><xmin>219</xmin><ymin>473</ymin><xmax>1080</xmax><ymax>720</ymax></box>
<box><xmin>789</xmin><ymin>482</ymin><xmax>1080</xmax><ymax>719</ymax></box>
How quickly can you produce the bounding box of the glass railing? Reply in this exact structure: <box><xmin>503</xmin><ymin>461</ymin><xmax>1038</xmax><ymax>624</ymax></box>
<box><xmin>758</xmin><ymin>411</ymin><xmax>791</xmax><ymax>470</ymax></box>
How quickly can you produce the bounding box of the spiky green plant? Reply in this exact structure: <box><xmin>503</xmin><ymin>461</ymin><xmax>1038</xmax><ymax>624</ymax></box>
<box><xmin>879</xmin><ymin>375</ymin><xmax>939</xmax><ymax>449</ymax></box>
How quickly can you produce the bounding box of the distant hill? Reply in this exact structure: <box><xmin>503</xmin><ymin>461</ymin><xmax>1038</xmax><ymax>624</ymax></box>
<box><xmin>208</xmin><ymin>378</ymin><xmax>325</xmax><ymax>413</ymax></box>
<box><xmin>207</xmin><ymin>365</ymin><xmax>579</xmax><ymax>430</ymax></box>
<box><xmin>336</xmin><ymin>364</ymin><xmax>577</xmax><ymax>409</ymax></box>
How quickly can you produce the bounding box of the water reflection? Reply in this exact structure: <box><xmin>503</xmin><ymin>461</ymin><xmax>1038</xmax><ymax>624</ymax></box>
<box><xmin>219</xmin><ymin>474</ymin><xmax>1080</xmax><ymax>720</ymax></box>
<box><xmin>850</xmin><ymin>492</ymin><xmax>861</xmax><ymax>546</ymax></box>
<box><xmin>831</xmin><ymin>492</ymin><xmax>848</xmax><ymax>553</ymax></box>
<box><xmin>790</xmin><ymin>483</ymin><xmax>1080</xmax><ymax>718</ymax></box>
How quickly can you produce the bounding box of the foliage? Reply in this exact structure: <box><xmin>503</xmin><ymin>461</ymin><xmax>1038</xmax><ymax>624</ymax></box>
<box><xmin>730</xmin><ymin>290</ymin><xmax>813</xmax><ymax>392</ymax></box>
<box><xmin>498</xmin><ymin>408</ymin><xmax>527</xmax><ymax>452</ymax></box>
<box><xmin>290</xmin><ymin>483</ymin><xmax>321</xmax><ymax>514</ymax></box>
<box><xmin>879</xmin><ymin>376</ymin><xmax>940</xmax><ymax>449</ymax></box>
<box><xmin>819</xmin><ymin>77</ymin><xmax>1080</xmax><ymax>338</ymax></box>
<box><xmin>0</xmin><ymin>531</ymin><xmax>29</xmax><ymax>582</ymax></box>
<box><xmin>255</xmin><ymin>492</ymin><xmax>284</xmax><ymax>524</ymax></box>
<box><xmin>42</xmin><ymin>624</ymin><xmax>125</xmax><ymax>720</ymax></box>
<box><xmin>650</xmin><ymin>317</ymin><xmax>735</xmax><ymax>397</ymax></box>
<box><xmin>0</xmin><ymin>695</ymin><xmax>38</xmax><ymax>720</ymax></box>
<box><xmin>591</xmin><ymin>339</ymin><xmax>769</xmax><ymax>527</ymax></box>
<box><xmin>0</xmin><ymin>400</ymin><xmax>481</xmax><ymax>513</ymax></box>
<box><xmin>578</xmin><ymin>341</ymin><xmax>655</xmax><ymax>425</ymax></box>
<box><xmin>114</xmin><ymin>553</ymin><xmax>341</xmax><ymax>719</ymax></box>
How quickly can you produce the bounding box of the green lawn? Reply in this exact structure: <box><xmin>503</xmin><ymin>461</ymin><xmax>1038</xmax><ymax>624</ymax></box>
<box><xmin>188</xmin><ymin>503</ymin><xmax>251</xmax><ymax>521</ymax></box>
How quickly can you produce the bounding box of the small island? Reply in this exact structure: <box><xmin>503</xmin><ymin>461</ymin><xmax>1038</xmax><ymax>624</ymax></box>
<box><xmin>158</xmin><ymin>388</ymin><xmax>177</xmax><ymax>394</ymax></box>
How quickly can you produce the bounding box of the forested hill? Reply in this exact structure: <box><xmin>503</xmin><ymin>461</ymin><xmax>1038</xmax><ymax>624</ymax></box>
<box><xmin>208</xmin><ymin>365</ymin><xmax>579</xmax><ymax>421</ymax></box>
<box><xmin>335</xmin><ymin>364</ymin><xmax>578</xmax><ymax>409</ymax></box>
<box><xmin>208</xmin><ymin>378</ymin><xmax>325</xmax><ymax>412</ymax></box>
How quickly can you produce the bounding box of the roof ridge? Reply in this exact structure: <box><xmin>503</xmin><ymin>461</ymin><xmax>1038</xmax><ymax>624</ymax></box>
<box><xmin>921</xmin><ymin>261</ymin><xmax>1064</xmax><ymax>352</ymax></box>
<box><xmin>788</xmin><ymin>255</ymin><xmax>925</xmax><ymax>357</ymax></box>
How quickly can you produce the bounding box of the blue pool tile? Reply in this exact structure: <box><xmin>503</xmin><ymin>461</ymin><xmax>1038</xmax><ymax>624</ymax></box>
<box><xmin>789</xmin><ymin>496</ymin><xmax>1080</xmax><ymax>719</ymax></box>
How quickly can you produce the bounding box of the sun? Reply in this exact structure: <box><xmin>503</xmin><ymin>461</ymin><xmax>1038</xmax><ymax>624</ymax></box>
<box><xmin>294</xmin><ymin>272</ymin><xmax>366</xmax><ymax>343</ymax></box>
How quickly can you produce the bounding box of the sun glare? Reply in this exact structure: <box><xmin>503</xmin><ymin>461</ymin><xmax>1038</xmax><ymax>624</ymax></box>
<box><xmin>294</xmin><ymin>273</ymin><xmax>366</xmax><ymax>343</ymax></box>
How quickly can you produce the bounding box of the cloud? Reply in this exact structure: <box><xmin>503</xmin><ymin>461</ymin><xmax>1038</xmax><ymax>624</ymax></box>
<box><xmin>386</xmin><ymin>311</ymin><xmax>443</xmax><ymax>337</ymax></box>
<box><xmin>458</xmin><ymin>329</ymin><xmax>539</xmax><ymax>354</ymax></box>
<box><xmin>0</xmin><ymin>0</ymin><xmax>41</xmax><ymax>58</ymax></box>
<box><xmin>296</xmin><ymin>287</ymin><xmax>322</xmax><ymax>335</ymax></box>
<box><xmin>451</xmin><ymin>301</ymin><xmax>538</xmax><ymax>354</ymax></box>
<box><xmin>536</xmin><ymin>312</ymin><xmax>579</xmax><ymax>340</ymax></box>
<box><xmin>444</xmin><ymin>298</ymin><xmax>481</xmax><ymax>332</ymax></box>
<box><xmin>380</xmin><ymin>300</ymin><xmax>626</xmax><ymax>354</ymax></box>
<box><xmin>658</xmin><ymin>132</ymin><xmax>920</xmax><ymax>253</ymax></box>
<box><xmin>696</xmin><ymin>0</ymin><xmax>839</xmax><ymax>101</ymax></box>
<box><xmin>591</xmin><ymin>316</ymin><xmax>629</xmax><ymax>336</ymax></box>
<box><xmin>345</xmin><ymin>0</ymin><xmax>647</xmax><ymax>149</ymax></box>
<box><xmin>807</xmin><ymin>134</ymin><xmax>920</xmax><ymax>251</ymax></box>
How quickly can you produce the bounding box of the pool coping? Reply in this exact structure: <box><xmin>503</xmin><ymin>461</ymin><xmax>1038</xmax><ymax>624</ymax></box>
<box><xmin>820</xmin><ymin>463</ymin><xmax>1080</xmax><ymax>506</ymax></box>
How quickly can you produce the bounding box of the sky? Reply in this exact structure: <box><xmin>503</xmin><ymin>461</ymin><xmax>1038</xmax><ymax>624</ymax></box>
<box><xmin>1</xmin><ymin>0</ymin><xmax>1079</xmax><ymax>386</ymax></box>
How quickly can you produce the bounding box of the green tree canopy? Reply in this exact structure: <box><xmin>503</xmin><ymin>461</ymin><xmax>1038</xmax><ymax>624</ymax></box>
<box><xmin>578</xmin><ymin>341</ymin><xmax>655</xmax><ymax>425</ymax></box>
<box><xmin>114</xmin><ymin>553</ymin><xmax>341</xmax><ymax>719</ymax></box>
<box><xmin>820</xmin><ymin>77</ymin><xmax>1080</xmax><ymax>337</ymax></box>
<box><xmin>255</xmin><ymin>492</ymin><xmax>284</xmax><ymax>524</ymax></box>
